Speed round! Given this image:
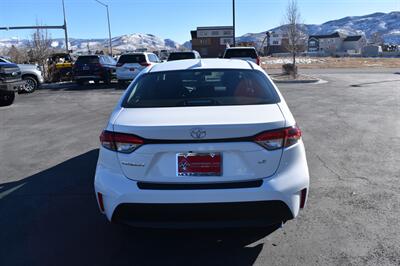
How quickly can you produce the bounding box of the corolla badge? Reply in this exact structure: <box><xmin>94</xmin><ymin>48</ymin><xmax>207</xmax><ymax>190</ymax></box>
<box><xmin>190</xmin><ymin>128</ymin><xmax>206</xmax><ymax>139</ymax></box>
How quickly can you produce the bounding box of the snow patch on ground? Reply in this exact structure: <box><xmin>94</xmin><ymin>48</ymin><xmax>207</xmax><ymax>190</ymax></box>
<box><xmin>262</xmin><ymin>57</ymin><xmax>324</xmax><ymax>65</ymax></box>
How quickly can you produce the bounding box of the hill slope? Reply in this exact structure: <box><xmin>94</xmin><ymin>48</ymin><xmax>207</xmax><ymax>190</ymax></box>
<box><xmin>238</xmin><ymin>11</ymin><xmax>400</xmax><ymax>45</ymax></box>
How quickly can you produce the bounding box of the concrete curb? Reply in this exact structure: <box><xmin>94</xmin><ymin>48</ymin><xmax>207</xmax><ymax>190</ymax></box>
<box><xmin>270</xmin><ymin>74</ymin><xmax>321</xmax><ymax>84</ymax></box>
<box><xmin>272</xmin><ymin>79</ymin><xmax>320</xmax><ymax>84</ymax></box>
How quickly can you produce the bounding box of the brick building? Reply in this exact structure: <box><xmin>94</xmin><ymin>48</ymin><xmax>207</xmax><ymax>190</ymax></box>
<box><xmin>191</xmin><ymin>26</ymin><xmax>234</xmax><ymax>58</ymax></box>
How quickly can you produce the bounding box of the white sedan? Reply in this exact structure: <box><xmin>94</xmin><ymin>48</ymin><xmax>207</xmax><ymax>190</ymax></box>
<box><xmin>95</xmin><ymin>58</ymin><xmax>309</xmax><ymax>228</ymax></box>
<box><xmin>116</xmin><ymin>52</ymin><xmax>160</xmax><ymax>86</ymax></box>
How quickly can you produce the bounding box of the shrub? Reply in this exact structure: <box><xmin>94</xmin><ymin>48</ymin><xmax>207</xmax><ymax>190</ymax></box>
<box><xmin>282</xmin><ymin>63</ymin><xmax>298</xmax><ymax>77</ymax></box>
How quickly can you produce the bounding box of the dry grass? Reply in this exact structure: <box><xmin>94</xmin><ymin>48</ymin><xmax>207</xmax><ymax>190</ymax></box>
<box><xmin>261</xmin><ymin>57</ymin><xmax>400</xmax><ymax>69</ymax></box>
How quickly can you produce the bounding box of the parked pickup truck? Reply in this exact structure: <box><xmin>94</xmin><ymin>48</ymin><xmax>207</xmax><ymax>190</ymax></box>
<box><xmin>0</xmin><ymin>57</ymin><xmax>44</xmax><ymax>93</ymax></box>
<box><xmin>0</xmin><ymin>62</ymin><xmax>23</xmax><ymax>106</ymax></box>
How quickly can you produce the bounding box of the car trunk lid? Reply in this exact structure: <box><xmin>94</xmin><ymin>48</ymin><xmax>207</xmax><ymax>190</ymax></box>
<box><xmin>112</xmin><ymin>104</ymin><xmax>286</xmax><ymax>182</ymax></box>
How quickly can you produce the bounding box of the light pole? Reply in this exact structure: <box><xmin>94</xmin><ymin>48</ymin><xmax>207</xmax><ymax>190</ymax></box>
<box><xmin>62</xmin><ymin>0</ymin><xmax>69</xmax><ymax>53</ymax></box>
<box><xmin>95</xmin><ymin>0</ymin><xmax>112</xmax><ymax>56</ymax></box>
<box><xmin>232</xmin><ymin>0</ymin><xmax>236</xmax><ymax>47</ymax></box>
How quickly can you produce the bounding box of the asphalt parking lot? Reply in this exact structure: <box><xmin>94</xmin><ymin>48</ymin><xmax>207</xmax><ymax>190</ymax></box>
<box><xmin>1</xmin><ymin>68</ymin><xmax>399</xmax><ymax>266</ymax></box>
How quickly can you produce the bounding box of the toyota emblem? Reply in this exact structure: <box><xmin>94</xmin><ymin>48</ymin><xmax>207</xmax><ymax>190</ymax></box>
<box><xmin>190</xmin><ymin>128</ymin><xmax>206</xmax><ymax>139</ymax></box>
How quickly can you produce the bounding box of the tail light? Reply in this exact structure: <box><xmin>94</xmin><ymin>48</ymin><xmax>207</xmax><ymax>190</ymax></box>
<box><xmin>94</xmin><ymin>63</ymin><xmax>103</xmax><ymax>68</ymax></box>
<box><xmin>256</xmin><ymin>56</ymin><xmax>261</xmax><ymax>65</ymax></box>
<box><xmin>140</xmin><ymin>62</ymin><xmax>151</xmax><ymax>67</ymax></box>
<box><xmin>300</xmin><ymin>188</ymin><xmax>307</xmax><ymax>208</ymax></box>
<box><xmin>97</xmin><ymin>192</ymin><xmax>105</xmax><ymax>212</ymax></box>
<box><xmin>100</xmin><ymin>130</ymin><xmax>143</xmax><ymax>153</ymax></box>
<box><xmin>254</xmin><ymin>125</ymin><xmax>302</xmax><ymax>150</ymax></box>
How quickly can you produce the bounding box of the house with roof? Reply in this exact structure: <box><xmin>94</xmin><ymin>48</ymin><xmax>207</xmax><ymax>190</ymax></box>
<box><xmin>342</xmin><ymin>35</ymin><xmax>367</xmax><ymax>54</ymax></box>
<box><xmin>308</xmin><ymin>32</ymin><xmax>366</xmax><ymax>55</ymax></box>
<box><xmin>262</xmin><ymin>29</ymin><xmax>307</xmax><ymax>55</ymax></box>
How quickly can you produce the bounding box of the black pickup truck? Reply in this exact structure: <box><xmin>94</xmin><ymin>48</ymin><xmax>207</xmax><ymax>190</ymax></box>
<box><xmin>0</xmin><ymin>62</ymin><xmax>23</xmax><ymax>106</ymax></box>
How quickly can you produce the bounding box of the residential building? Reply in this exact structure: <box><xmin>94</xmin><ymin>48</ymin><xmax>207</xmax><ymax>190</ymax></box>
<box><xmin>191</xmin><ymin>26</ymin><xmax>234</xmax><ymax>58</ymax></box>
<box><xmin>342</xmin><ymin>36</ymin><xmax>367</xmax><ymax>53</ymax></box>
<box><xmin>308</xmin><ymin>32</ymin><xmax>367</xmax><ymax>55</ymax></box>
<box><xmin>268</xmin><ymin>30</ymin><xmax>290</xmax><ymax>54</ymax></box>
<box><xmin>308</xmin><ymin>32</ymin><xmax>344</xmax><ymax>53</ymax></box>
<box><xmin>237</xmin><ymin>41</ymin><xmax>256</xmax><ymax>47</ymax></box>
<box><xmin>264</xmin><ymin>30</ymin><xmax>307</xmax><ymax>55</ymax></box>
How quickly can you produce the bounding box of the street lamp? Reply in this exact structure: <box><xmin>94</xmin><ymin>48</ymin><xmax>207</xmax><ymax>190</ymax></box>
<box><xmin>232</xmin><ymin>0</ymin><xmax>236</xmax><ymax>47</ymax></box>
<box><xmin>95</xmin><ymin>0</ymin><xmax>112</xmax><ymax>56</ymax></box>
<box><xmin>62</xmin><ymin>0</ymin><xmax>69</xmax><ymax>53</ymax></box>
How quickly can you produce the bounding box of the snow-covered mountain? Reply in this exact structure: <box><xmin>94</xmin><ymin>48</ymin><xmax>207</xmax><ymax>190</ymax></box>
<box><xmin>1</xmin><ymin>11</ymin><xmax>398</xmax><ymax>54</ymax></box>
<box><xmin>0</xmin><ymin>33</ymin><xmax>182</xmax><ymax>53</ymax></box>
<box><xmin>237</xmin><ymin>11</ymin><xmax>400</xmax><ymax>46</ymax></box>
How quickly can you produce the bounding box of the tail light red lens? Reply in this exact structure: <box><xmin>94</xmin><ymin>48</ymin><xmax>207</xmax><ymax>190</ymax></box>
<box><xmin>97</xmin><ymin>192</ymin><xmax>105</xmax><ymax>212</ymax></box>
<box><xmin>300</xmin><ymin>188</ymin><xmax>307</xmax><ymax>208</ymax></box>
<box><xmin>256</xmin><ymin>56</ymin><xmax>261</xmax><ymax>65</ymax></box>
<box><xmin>100</xmin><ymin>130</ymin><xmax>143</xmax><ymax>153</ymax></box>
<box><xmin>140</xmin><ymin>62</ymin><xmax>151</xmax><ymax>67</ymax></box>
<box><xmin>254</xmin><ymin>125</ymin><xmax>302</xmax><ymax>150</ymax></box>
<box><xmin>94</xmin><ymin>63</ymin><xmax>103</xmax><ymax>69</ymax></box>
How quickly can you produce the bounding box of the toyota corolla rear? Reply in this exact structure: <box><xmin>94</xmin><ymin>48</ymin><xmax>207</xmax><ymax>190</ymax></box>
<box><xmin>94</xmin><ymin>60</ymin><xmax>309</xmax><ymax>227</ymax></box>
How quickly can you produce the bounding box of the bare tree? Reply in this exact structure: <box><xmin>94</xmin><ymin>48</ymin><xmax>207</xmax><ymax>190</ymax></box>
<box><xmin>282</xmin><ymin>0</ymin><xmax>306</xmax><ymax>76</ymax></box>
<box><xmin>7</xmin><ymin>45</ymin><xmax>29</xmax><ymax>63</ymax></box>
<box><xmin>27</xmin><ymin>27</ymin><xmax>53</xmax><ymax>78</ymax></box>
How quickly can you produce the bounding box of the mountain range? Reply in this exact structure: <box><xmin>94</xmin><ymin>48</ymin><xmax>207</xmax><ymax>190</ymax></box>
<box><xmin>0</xmin><ymin>33</ymin><xmax>182</xmax><ymax>53</ymax></box>
<box><xmin>0</xmin><ymin>11</ymin><xmax>399</xmax><ymax>54</ymax></box>
<box><xmin>238</xmin><ymin>11</ymin><xmax>400</xmax><ymax>47</ymax></box>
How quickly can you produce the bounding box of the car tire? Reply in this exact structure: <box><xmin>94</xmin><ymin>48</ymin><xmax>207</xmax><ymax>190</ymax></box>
<box><xmin>103</xmin><ymin>71</ymin><xmax>111</xmax><ymax>85</ymax></box>
<box><xmin>103</xmin><ymin>77</ymin><xmax>111</xmax><ymax>85</ymax></box>
<box><xmin>21</xmin><ymin>75</ymin><xmax>38</xmax><ymax>93</ymax></box>
<box><xmin>118</xmin><ymin>80</ymin><xmax>126</xmax><ymax>89</ymax></box>
<box><xmin>0</xmin><ymin>91</ymin><xmax>15</xmax><ymax>106</ymax></box>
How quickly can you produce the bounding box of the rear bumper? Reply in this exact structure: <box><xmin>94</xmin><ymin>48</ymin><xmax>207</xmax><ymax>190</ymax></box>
<box><xmin>94</xmin><ymin>141</ymin><xmax>310</xmax><ymax>227</ymax></box>
<box><xmin>116</xmin><ymin>74</ymin><xmax>138</xmax><ymax>81</ymax></box>
<box><xmin>113</xmin><ymin>201</ymin><xmax>293</xmax><ymax>228</ymax></box>
<box><xmin>74</xmin><ymin>75</ymin><xmax>102</xmax><ymax>80</ymax></box>
<box><xmin>116</xmin><ymin>69</ymin><xmax>140</xmax><ymax>81</ymax></box>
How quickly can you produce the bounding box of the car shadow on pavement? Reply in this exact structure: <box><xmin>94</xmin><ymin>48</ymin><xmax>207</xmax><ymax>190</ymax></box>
<box><xmin>41</xmin><ymin>82</ymin><xmax>124</xmax><ymax>91</ymax></box>
<box><xmin>0</xmin><ymin>150</ymin><xmax>278</xmax><ymax>266</ymax></box>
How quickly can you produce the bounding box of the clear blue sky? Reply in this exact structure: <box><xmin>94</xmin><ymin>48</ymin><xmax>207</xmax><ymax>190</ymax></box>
<box><xmin>0</xmin><ymin>0</ymin><xmax>398</xmax><ymax>43</ymax></box>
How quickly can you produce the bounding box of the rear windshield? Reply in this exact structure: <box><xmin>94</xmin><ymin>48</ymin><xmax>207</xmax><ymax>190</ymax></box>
<box><xmin>122</xmin><ymin>69</ymin><xmax>280</xmax><ymax>108</ymax></box>
<box><xmin>118</xmin><ymin>54</ymin><xmax>146</xmax><ymax>64</ymax></box>
<box><xmin>75</xmin><ymin>56</ymin><xmax>99</xmax><ymax>64</ymax></box>
<box><xmin>168</xmin><ymin>52</ymin><xmax>195</xmax><ymax>61</ymax></box>
<box><xmin>224</xmin><ymin>49</ymin><xmax>258</xmax><ymax>59</ymax></box>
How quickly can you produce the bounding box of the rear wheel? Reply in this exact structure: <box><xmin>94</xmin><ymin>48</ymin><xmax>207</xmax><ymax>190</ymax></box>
<box><xmin>103</xmin><ymin>71</ymin><xmax>112</xmax><ymax>85</ymax></box>
<box><xmin>118</xmin><ymin>80</ymin><xmax>127</xmax><ymax>89</ymax></box>
<box><xmin>103</xmin><ymin>76</ymin><xmax>111</xmax><ymax>85</ymax></box>
<box><xmin>21</xmin><ymin>75</ymin><xmax>38</xmax><ymax>93</ymax></box>
<box><xmin>0</xmin><ymin>91</ymin><xmax>15</xmax><ymax>106</ymax></box>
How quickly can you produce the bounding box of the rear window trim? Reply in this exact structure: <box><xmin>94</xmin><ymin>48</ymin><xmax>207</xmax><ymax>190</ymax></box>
<box><xmin>224</xmin><ymin>48</ymin><xmax>258</xmax><ymax>59</ymax></box>
<box><xmin>75</xmin><ymin>56</ymin><xmax>100</xmax><ymax>64</ymax></box>
<box><xmin>121</xmin><ymin>68</ymin><xmax>280</xmax><ymax>108</ymax></box>
<box><xmin>168</xmin><ymin>52</ymin><xmax>196</xmax><ymax>61</ymax></box>
<box><xmin>118</xmin><ymin>54</ymin><xmax>147</xmax><ymax>64</ymax></box>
